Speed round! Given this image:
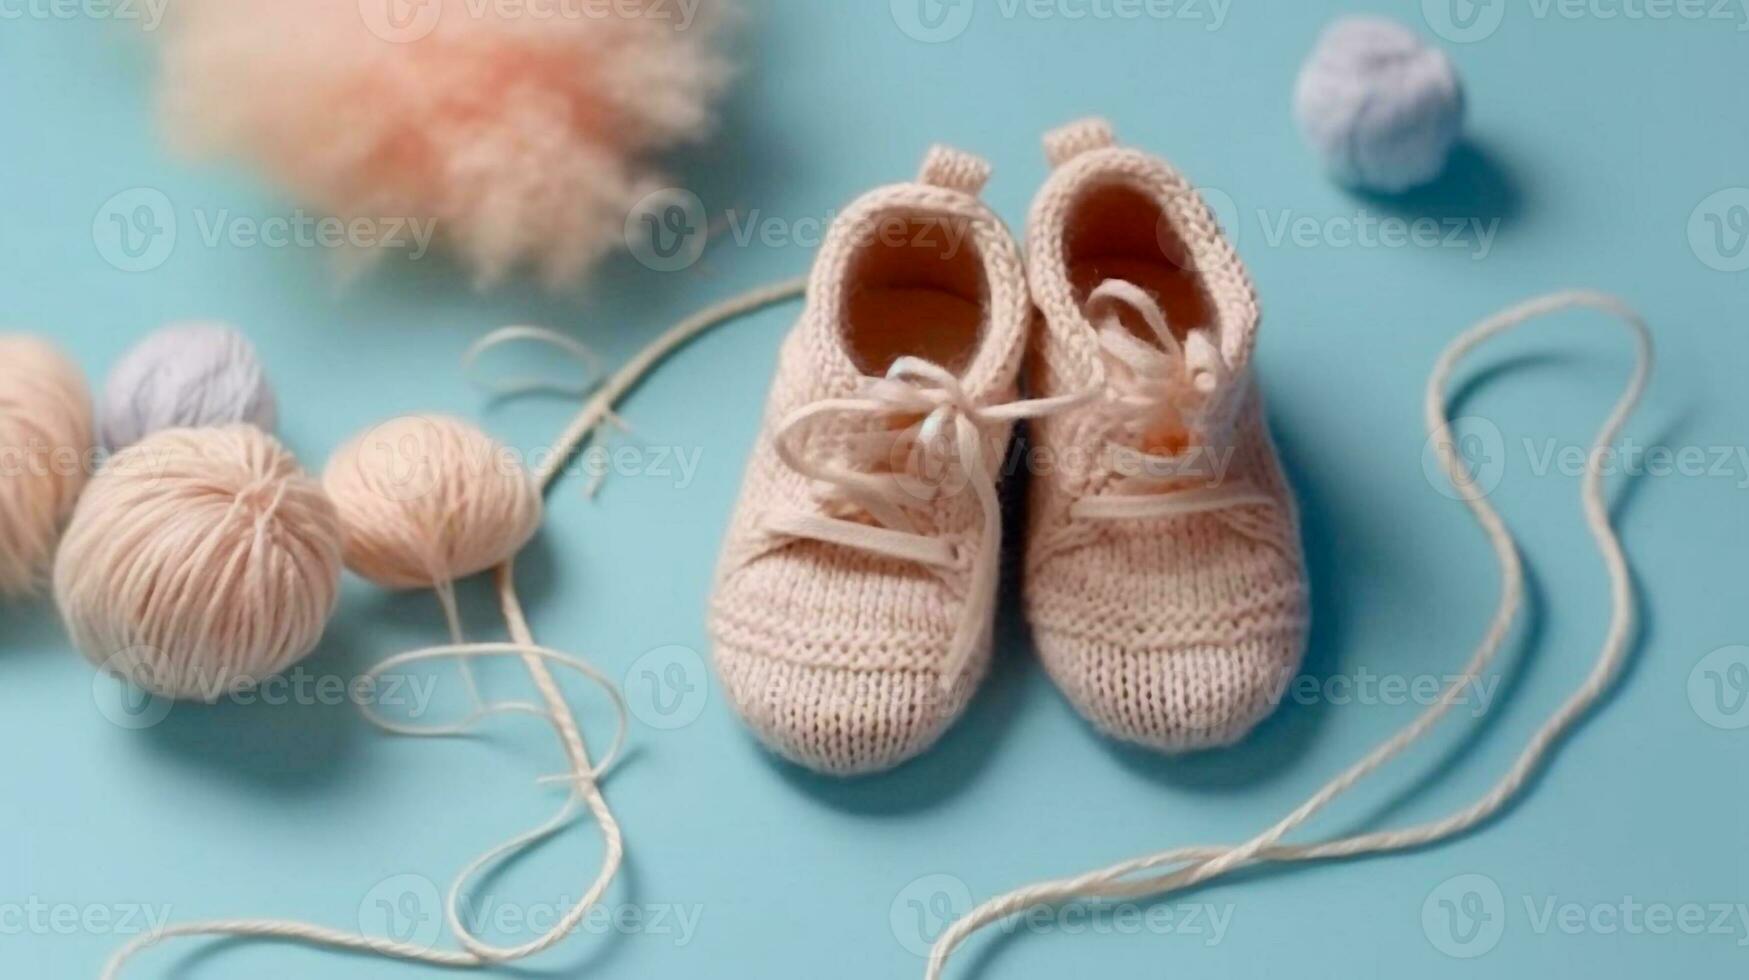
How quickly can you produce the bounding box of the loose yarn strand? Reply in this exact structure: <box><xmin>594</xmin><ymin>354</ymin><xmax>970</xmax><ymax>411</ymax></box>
<box><xmin>926</xmin><ymin>290</ymin><xmax>1653</xmax><ymax>978</ymax></box>
<box><xmin>431</xmin><ymin>578</ymin><xmax>491</xmax><ymax>719</ymax></box>
<box><xmin>101</xmin><ymin>276</ymin><xmax>808</xmax><ymax>979</ymax></box>
<box><xmin>529</xmin><ymin>276</ymin><xmax>811</xmax><ymax>490</ymax></box>
<box><xmin>463</xmin><ymin>325</ymin><xmax>606</xmax><ymax>399</ymax></box>
<box><xmin>437</xmin><ymin>275</ymin><xmax>808</xmax><ymax>960</ymax></box>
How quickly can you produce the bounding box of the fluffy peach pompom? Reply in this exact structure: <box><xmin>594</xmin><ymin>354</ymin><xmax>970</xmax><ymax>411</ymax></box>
<box><xmin>157</xmin><ymin>0</ymin><xmax>736</xmax><ymax>287</ymax></box>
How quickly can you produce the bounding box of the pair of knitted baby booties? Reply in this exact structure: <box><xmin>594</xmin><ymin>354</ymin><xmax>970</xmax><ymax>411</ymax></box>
<box><xmin>709</xmin><ymin>119</ymin><xmax>1308</xmax><ymax>775</ymax></box>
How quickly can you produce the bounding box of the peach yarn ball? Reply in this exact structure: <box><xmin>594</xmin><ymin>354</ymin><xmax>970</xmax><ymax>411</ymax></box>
<box><xmin>0</xmin><ymin>335</ymin><xmax>94</xmax><ymax>597</ymax></box>
<box><xmin>322</xmin><ymin>415</ymin><xmax>541</xmax><ymax>589</ymax></box>
<box><xmin>53</xmin><ymin>425</ymin><xmax>342</xmax><ymax>701</ymax></box>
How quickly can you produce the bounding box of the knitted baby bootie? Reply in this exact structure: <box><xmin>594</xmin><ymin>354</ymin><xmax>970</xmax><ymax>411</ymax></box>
<box><xmin>1021</xmin><ymin>119</ymin><xmax>1310</xmax><ymax>752</ymax></box>
<box><xmin>709</xmin><ymin>147</ymin><xmax>1064</xmax><ymax>775</ymax></box>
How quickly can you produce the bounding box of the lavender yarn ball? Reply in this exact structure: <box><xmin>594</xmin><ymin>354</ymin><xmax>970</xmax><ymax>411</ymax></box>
<box><xmin>99</xmin><ymin>322</ymin><xmax>278</xmax><ymax>453</ymax></box>
<box><xmin>1294</xmin><ymin>17</ymin><xmax>1465</xmax><ymax>194</ymax></box>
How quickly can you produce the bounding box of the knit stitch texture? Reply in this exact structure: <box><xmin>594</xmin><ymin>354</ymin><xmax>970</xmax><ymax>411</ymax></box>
<box><xmin>1023</xmin><ymin>119</ymin><xmax>1310</xmax><ymax>751</ymax></box>
<box><xmin>709</xmin><ymin>148</ymin><xmax>1031</xmax><ymax>774</ymax></box>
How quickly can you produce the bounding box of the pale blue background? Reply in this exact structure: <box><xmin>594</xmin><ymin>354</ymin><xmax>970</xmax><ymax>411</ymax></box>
<box><xmin>2</xmin><ymin>1</ymin><xmax>1745</xmax><ymax>977</ymax></box>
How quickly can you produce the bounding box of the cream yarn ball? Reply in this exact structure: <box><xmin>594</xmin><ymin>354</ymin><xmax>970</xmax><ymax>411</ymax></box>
<box><xmin>100</xmin><ymin>321</ymin><xmax>278</xmax><ymax>453</ymax></box>
<box><xmin>54</xmin><ymin>425</ymin><xmax>342</xmax><ymax>701</ymax></box>
<box><xmin>1294</xmin><ymin>17</ymin><xmax>1465</xmax><ymax>193</ymax></box>
<box><xmin>0</xmin><ymin>335</ymin><xmax>94</xmax><ymax>597</ymax></box>
<box><xmin>323</xmin><ymin>415</ymin><xmax>541</xmax><ymax>589</ymax></box>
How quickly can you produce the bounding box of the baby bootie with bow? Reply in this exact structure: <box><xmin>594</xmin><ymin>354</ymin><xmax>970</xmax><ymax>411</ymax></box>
<box><xmin>709</xmin><ymin>147</ymin><xmax>1073</xmax><ymax>775</ymax></box>
<box><xmin>1021</xmin><ymin>119</ymin><xmax>1310</xmax><ymax>752</ymax></box>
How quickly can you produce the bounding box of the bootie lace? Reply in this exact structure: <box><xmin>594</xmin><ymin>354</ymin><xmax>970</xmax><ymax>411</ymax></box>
<box><xmin>1072</xmin><ymin>279</ymin><xmax>1276</xmax><ymax>522</ymax></box>
<box><xmin>767</xmin><ymin>356</ymin><xmax>1085</xmax><ymax>692</ymax></box>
